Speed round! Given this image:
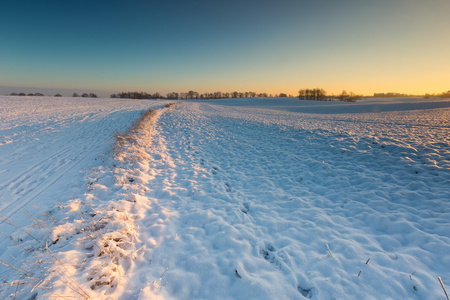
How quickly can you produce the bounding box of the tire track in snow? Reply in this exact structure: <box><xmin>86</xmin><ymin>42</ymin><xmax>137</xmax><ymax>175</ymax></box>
<box><xmin>0</xmin><ymin>109</ymin><xmax>151</xmax><ymax>219</ymax></box>
<box><xmin>0</xmin><ymin>145</ymin><xmax>92</xmax><ymax>219</ymax></box>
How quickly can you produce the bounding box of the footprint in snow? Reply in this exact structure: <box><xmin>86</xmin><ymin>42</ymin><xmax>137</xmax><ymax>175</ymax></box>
<box><xmin>241</xmin><ymin>202</ymin><xmax>250</xmax><ymax>214</ymax></box>
<box><xmin>212</xmin><ymin>166</ymin><xmax>219</xmax><ymax>175</ymax></box>
<box><xmin>260</xmin><ymin>242</ymin><xmax>315</xmax><ymax>297</ymax></box>
<box><xmin>260</xmin><ymin>243</ymin><xmax>283</xmax><ymax>270</ymax></box>
<box><xmin>297</xmin><ymin>285</ymin><xmax>313</xmax><ymax>298</ymax></box>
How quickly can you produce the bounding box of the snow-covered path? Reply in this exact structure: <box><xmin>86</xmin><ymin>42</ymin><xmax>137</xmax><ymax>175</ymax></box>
<box><xmin>126</xmin><ymin>101</ymin><xmax>449</xmax><ymax>300</ymax></box>
<box><xmin>1</xmin><ymin>97</ymin><xmax>449</xmax><ymax>299</ymax></box>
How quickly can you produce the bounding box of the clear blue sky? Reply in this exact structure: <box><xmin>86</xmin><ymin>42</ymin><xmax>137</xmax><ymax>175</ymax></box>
<box><xmin>1</xmin><ymin>0</ymin><xmax>449</xmax><ymax>96</ymax></box>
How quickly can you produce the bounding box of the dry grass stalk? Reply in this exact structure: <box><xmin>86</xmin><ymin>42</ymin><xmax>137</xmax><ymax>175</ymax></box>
<box><xmin>439</xmin><ymin>277</ymin><xmax>449</xmax><ymax>300</ymax></box>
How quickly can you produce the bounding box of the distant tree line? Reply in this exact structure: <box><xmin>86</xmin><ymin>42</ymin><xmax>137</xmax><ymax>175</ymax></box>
<box><xmin>298</xmin><ymin>88</ymin><xmax>362</xmax><ymax>102</ymax></box>
<box><xmin>424</xmin><ymin>90</ymin><xmax>450</xmax><ymax>99</ymax></box>
<box><xmin>5</xmin><ymin>90</ymin><xmax>291</xmax><ymax>99</ymax></box>
<box><xmin>72</xmin><ymin>92</ymin><xmax>97</xmax><ymax>98</ymax></box>
<box><xmin>110</xmin><ymin>91</ymin><xmax>159</xmax><ymax>99</ymax></box>
<box><xmin>8</xmin><ymin>92</ymin><xmax>97</xmax><ymax>97</ymax></box>
<box><xmin>9</xmin><ymin>92</ymin><xmax>63</xmax><ymax>97</ymax></box>
<box><xmin>373</xmin><ymin>91</ymin><xmax>450</xmax><ymax>99</ymax></box>
<box><xmin>110</xmin><ymin>91</ymin><xmax>291</xmax><ymax>100</ymax></box>
<box><xmin>373</xmin><ymin>92</ymin><xmax>411</xmax><ymax>97</ymax></box>
<box><xmin>9</xmin><ymin>92</ymin><xmax>45</xmax><ymax>96</ymax></box>
<box><xmin>298</xmin><ymin>88</ymin><xmax>327</xmax><ymax>101</ymax></box>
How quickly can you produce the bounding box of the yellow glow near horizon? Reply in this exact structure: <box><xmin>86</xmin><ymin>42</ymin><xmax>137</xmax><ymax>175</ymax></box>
<box><xmin>1</xmin><ymin>0</ymin><xmax>449</xmax><ymax>98</ymax></box>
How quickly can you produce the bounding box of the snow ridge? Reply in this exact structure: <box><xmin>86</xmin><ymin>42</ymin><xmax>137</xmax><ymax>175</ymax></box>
<box><xmin>41</xmin><ymin>103</ymin><xmax>176</xmax><ymax>298</ymax></box>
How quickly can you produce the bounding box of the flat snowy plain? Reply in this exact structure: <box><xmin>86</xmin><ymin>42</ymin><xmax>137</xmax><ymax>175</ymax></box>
<box><xmin>0</xmin><ymin>96</ymin><xmax>449</xmax><ymax>299</ymax></box>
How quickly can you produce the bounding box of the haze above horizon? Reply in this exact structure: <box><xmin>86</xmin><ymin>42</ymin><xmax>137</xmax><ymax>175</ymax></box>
<box><xmin>1</xmin><ymin>0</ymin><xmax>449</xmax><ymax>96</ymax></box>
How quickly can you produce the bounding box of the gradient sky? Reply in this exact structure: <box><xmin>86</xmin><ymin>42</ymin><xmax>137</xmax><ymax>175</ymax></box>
<box><xmin>1</xmin><ymin>0</ymin><xmax>449</xmax><ymax>96</ymax></box>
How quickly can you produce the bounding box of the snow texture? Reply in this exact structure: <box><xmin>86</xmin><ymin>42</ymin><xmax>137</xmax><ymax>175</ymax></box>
<box><xmin>0</xmin><ymin>96</ymin><xmax>449</xmax><ymax>299</ymax></box>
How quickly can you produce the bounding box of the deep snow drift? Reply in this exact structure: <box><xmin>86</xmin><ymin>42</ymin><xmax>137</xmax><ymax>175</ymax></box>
<box><xmin>0</xmin><ymin>96</ymin><xmax>449</xmax><ymax>299</ymax></box>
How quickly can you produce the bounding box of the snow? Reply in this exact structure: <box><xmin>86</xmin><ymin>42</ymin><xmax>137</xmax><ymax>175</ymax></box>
<box><xmin>0</xmin><ymin>96</ymin><xmax>163</xmax><ymax>294</ymax></box>
<box><xmin>0</xmin><ymin>96</ymin><xmax>449</xmax><ymax>299</ymax></box>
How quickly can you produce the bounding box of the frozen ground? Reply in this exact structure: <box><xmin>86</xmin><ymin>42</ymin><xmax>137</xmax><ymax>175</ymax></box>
<box><xmin>0</xmin><ymin>96</ymin><xmax>449</xmax><ymax>299</ymax></box>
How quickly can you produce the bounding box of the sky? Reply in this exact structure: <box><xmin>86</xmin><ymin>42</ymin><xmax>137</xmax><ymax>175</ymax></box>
<box><xmin>1</xmin><ymin>0</ymin><xmax>449</xmax><ymax>97</ymax></box>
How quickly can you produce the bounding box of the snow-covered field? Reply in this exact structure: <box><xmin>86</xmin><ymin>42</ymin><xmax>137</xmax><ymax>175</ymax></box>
<box><xmin>0</xmin><ymin>96</ymin><xmax>449</xmax><ymax>299</ymax></box>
